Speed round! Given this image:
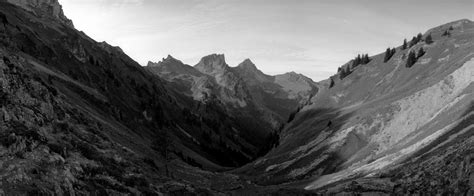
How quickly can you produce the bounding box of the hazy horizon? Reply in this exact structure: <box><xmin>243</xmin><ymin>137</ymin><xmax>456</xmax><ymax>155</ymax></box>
<box><xmin>60</xmin><ymin>0</ymin><xmax>474</xmax><ymax>81</ymax></box>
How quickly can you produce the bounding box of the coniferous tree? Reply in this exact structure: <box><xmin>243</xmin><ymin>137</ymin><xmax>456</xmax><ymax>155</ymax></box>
<box><xmin>391</xmin><ymin>48</ymin><xmax>396</xmax><ymax>56</ymax></box>
<box><xmin>425</xmin><ymin>34</ymin><xmax>433</xmax><ymax>44</ymax></box>
<box><xmin>442</xmin><ymin>30</ymin><xmax>449</xmax><ymax>36</ymax></box>
<box><xmin>417</xmin><ymin>47</ymin><xmax>425</xmax><ymax>58</ymax></box>
<box><xmin>363</xmin><ymin>54</ymin><xmax>370</xmax><ymax>64</ymax></box>
<box><xmin>384</xmin><ymin>48</ymin><xmax>397</xmax><ymax>63</ymax></box>
<box><xmin>329</xmin><ymin>77</ymin><xmax>335</xmax><ymax>88</ymax></box>
<box><xmin>352</xmin><ymin>55</ymin><xmax>361</xmax><ymax>67</ymax></box>
<box><xmin>449</xmin><ymin>26</ymin><xmax>454</xmax><ymax>30</ymax></box>
<box><xmin>402</xmin><ymin>39</ymin><xmax>407</xmax><ymax>50</ymax></box>
<box><xmin>339</xmin><ymin>67</ymin><xmax>347</xmax><ymax>80</ymax></box>
<box><xmin>406</xmin><ymin>51</ymin><xmax>417</xmax><ymax>68</ymax></box>
<box><xmin>384</xmin><ymin>48</ymin><xmax>391</xmax><ymax>62</ymax></box>
<box><xmin>339</xmin><ymin>66</ymin><xmax>351</xmax><ymax>80</ymax></box>
<box><xmin>409</xmin><ymin>36</ymin><xmax>417</xmax><ymax>47</ymax></box>
<box><xmin>416</xmin><ymin>33</ymin><xmax>423</xmax><ymax>41</ymax></box>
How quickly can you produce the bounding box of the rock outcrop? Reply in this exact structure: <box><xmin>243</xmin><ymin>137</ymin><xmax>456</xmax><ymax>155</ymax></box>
<box><xmin>5</xmin><ymin>0</ymin><xmax>73</xmax><ymax>27</ymax></box>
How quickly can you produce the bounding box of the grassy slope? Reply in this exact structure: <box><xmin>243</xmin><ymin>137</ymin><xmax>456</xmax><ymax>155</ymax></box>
<box><xmin>234</xmin><ymin>19</ymin><xmax>474</xmax><ymax>194</ymax></box>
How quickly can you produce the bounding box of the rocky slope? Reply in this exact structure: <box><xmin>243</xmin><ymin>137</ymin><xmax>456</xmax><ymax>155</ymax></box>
<box><xmin>234</xmin><ymin>19</ymin><xmax>474</xmax><ymax>195</ymax></box>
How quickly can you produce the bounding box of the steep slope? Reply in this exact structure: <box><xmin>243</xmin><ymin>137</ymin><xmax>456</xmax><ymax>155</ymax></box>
<box><xmin>235</xmin><ymin>19</ymin><xmax>474</xmax><ymax>195</ymax></box>
<box><xmin>147</xmin><ymin>55</ymin><xmax>210</xmax><ymax>100</ymax></box>
<box><xmin>0</xmin><ymin>1</ymin><xmax>272</xmax><ymax>194</ymax></box>
<box><xmin>233</xmin><ymin>60</ymin><xmax>318</xmax><ymax>120</ymax></box>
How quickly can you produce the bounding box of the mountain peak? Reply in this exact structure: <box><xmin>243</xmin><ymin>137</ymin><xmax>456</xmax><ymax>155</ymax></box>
<box><xmin>277</xmin><ymin>71</ymin><xmax>313</xmax><ymax>83</ymax></box>
<box><xmin>200</xmin><ymin>53</ymin><xmax>226</xmax><ymax>64</ymax></box>
<box><xmin>147</xmin><ymin>54</ymin><xmax>183</xmax><ymax>67</ymax></box>
<box><xmin>194</xmin><ymin>53</ymin><xmax>229</xmax><ymax>74</ymax></box>
<box><xmin>162</xmin><ymin>54</ymin><xmax>182</xmax><ymax>64</ymax></box>
<box><xmin>6</xmin><ymin>0</ymin><xmax>74</xmax><ymax>27</ymax></box>
<box><xmin>237</xmin><ymin>58</ymin><xmax>258</xmax><ymax>71</ymax></box>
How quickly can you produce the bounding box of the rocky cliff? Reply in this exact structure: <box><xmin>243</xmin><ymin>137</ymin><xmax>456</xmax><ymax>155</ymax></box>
<box><xmin>5</xmin><ymin>0</ymin><xmax>73</xmax><ymax>27</ymax></box>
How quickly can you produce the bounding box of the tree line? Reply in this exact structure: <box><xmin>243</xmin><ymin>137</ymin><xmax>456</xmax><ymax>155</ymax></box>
<box><xmin>330</xmin><ymin>30</ymin><xmax>437</xmax><ymax>87</ymax></box>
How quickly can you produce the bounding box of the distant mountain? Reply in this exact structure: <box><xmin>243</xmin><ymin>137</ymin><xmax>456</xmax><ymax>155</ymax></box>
<box><xmin>147</xmin><ymin>54</ymin><xmax>319</xmax><ymax>131</ymax></box>
<box><xmin>235</xmin><ymin>19</ymin><xmax>474</xmax><ymax>195</ymax></box>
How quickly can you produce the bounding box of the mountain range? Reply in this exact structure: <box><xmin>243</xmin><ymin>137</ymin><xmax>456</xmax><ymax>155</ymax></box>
<box><xmin>146</xmin><ymin>54</ymin><xmax>318</xmax><ymax>129</ymax></box>
<box><xmin>0</xmin><ymin>0</ymin><xmax>472</xmax><ymax>195</ymax></box>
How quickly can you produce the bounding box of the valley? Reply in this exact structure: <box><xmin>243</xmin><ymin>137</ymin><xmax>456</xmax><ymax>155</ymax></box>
<box><xmin>0</xmin><ymin>0</ymin><xmax>472</xmax><ymax>195</ymax></box>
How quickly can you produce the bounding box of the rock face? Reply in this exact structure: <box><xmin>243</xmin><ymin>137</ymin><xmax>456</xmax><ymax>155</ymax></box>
<box><xmin>236</xmin><ymin>19</ymin><xmax>474</xmax><ymax>195</ymax></box>
<box><xmin>5</xmin><ymin>0</ymin><xmax>73</xmax><ymax>27</ymax></box>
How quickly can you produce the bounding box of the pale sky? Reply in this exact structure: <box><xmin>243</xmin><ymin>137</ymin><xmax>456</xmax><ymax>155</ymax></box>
<box><xmin>60</xmin><ymin>0</ymin><xmax>474</xmax><ymax>81</ymax></box>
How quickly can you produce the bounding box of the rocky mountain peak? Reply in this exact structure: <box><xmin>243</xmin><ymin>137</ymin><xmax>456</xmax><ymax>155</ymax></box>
<box><xmin>6</xmin><ymin>0</ymin><xmax>74</xmax><ymax>27</ymax></box>
<box><xmin>146</xmin><ymin>55</ymin><xmax>202</xmax><ymax>77</ymax></box>
<box><xmin>149</xmin><ymin>54</ymin><xmax>182</xmax><ymax>66</ymax></box>
<box><xmin>234</xmin><ymin>58</ymin><xmax>273</xmax><ymax>84</ymax></box>
<box><xmin>194</xmin><ymin>53</ymin><xmax>229</xmax><ymax>74</ymax></box>
<box><xmin>237</xmin><ymin>58</ymin><xmax>258</xmax><ymax>71</ymax></box>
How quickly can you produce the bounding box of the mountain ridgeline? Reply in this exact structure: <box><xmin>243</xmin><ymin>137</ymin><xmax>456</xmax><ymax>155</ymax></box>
<box><xmin>0</xmin><ymin>0</ymin><xmax>473</xmax><ymax>195</ymax></box>
<box><xmin>146</xmin><ymin>54</ymin><xmax>318</xmax><ymax>146</ymax></box>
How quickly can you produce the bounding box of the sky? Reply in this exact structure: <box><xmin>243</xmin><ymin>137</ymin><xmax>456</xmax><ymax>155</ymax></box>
<box><xmin>60</xmin><ymin>0</ymin><xmax>474</xmax><ymax>81</ymax></box>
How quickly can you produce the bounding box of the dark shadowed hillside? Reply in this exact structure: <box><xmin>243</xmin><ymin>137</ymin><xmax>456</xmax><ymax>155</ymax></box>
<box><xmin>0</xmin><ymin>0</ymin><xmax>282</xmax><ymax>194</ymax></box>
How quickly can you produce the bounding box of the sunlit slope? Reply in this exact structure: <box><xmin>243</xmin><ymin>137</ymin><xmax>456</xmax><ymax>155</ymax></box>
<box><xmin>239</xmin><ymin>19</ymin><xmax>473</xmax><ymax>193</ymax></box>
